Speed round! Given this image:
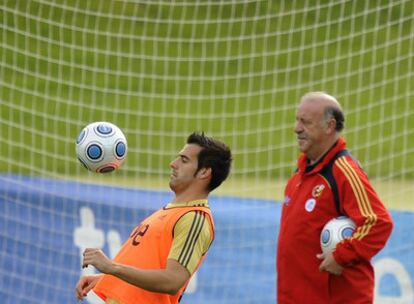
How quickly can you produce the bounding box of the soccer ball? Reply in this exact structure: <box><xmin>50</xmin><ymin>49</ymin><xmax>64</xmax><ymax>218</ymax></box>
<box><xmin>76</xmin><ymin>121</ymin><xmax>127</xmax><ymax>173</ymax></box>
<box><xmin>320</xmin><ymin>216</ymin><xmax>356</xmax><ymax>254</ymax></box>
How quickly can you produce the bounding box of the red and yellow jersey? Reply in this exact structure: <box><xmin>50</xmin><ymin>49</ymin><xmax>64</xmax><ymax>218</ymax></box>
<box><xmin>93</xmin><ymin>199</ymin><xmax>214</xmax><ymax>304</ymax></box>
<box><xmin>277</xmin><ymin>137</ymin><xmax>393</xmax><ymax>304</ymax></box>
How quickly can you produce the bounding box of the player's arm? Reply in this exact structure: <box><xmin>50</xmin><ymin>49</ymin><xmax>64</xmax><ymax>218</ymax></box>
<box><xmin>111</xmin><ymin>258</ymin><xmax>190</xmax><ymax>295</ymax></box>
<box><xmin>108</xmin><ymin>210</ymin><xmax>213</xmax><ymax>293</ymax></box>
<box><xmin>82</xmin><ymin>211</ymin><xmax>212</xmax><ymax>295</ymax></box>
<box><xmin>82</xmin><ymin>248</ymin><xmax>189</xmax><ymax>295</ymax></box>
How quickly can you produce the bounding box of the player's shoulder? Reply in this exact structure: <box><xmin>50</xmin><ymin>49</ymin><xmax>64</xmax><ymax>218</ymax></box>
<box><xmin>173</xmin><ymin>210</ymin><xmax>213</xmax><ymax>239</ymax></box>
<box><xmin>176</xmin><ymin>210</ymin><xmax>211</xmax><ymax>227</ymax></box>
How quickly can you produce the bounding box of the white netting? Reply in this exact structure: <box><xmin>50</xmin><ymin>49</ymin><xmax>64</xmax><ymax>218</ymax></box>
<box><xmin>1</xmin><ymin>1</ymin><xmax>413</xmax><ymax>203</ymax></box>
<box><xmin>1</xmin><ymin>1</ymin><xmax>413</xmax><ymax>303</ymax></box>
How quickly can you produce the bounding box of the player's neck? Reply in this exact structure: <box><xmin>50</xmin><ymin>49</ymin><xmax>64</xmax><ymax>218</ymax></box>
<box><xmin>171</xmin><ymin>189</ymin><xmax>208</xmax><ymax>204</ymax></box>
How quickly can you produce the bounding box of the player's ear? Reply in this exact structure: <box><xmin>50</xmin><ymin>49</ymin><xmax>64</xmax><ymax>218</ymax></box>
<box><xmin>197</xmin><ymin>167</ymin><xmax>212</xmax><ymax>179</ymax></box>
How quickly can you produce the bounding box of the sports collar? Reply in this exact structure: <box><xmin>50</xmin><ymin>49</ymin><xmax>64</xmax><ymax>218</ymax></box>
<box><xmin>165</xmin><ymin>199</ymin><xmax>209</xmax><ymax>209</ymax></box>
<box><xmin>299</xmin><ymin>137</ymin><xmax>347</xmax><ymax>174</ymax></box>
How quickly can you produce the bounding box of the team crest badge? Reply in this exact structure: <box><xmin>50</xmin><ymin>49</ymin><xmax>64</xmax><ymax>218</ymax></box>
<box><xmin>312</xmin><ymin>184</ymin><xmax>325</xmax><ymax>198</ymax></box>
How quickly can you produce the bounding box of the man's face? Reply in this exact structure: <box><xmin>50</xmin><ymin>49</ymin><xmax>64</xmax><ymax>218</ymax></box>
<box><xmin>294</xmin><ymin>101</ymin><xmax>328</xmax><ymax>159</ymax></box>
<box><xmin>169</xmin><ymin>143</ymin><xmax>202</xmax><ymax>193</ymax></box>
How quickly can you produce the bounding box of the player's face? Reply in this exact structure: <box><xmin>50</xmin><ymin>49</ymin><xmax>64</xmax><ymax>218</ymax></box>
<box><xmin>169</xmin><ymin>144</ymin><xmax>202</xmax><ymax>193</ymax></box>
<box><xmin>294</xmin><ymin>101</ymin><xmax>328</xmax><ymax>160</ymax></box>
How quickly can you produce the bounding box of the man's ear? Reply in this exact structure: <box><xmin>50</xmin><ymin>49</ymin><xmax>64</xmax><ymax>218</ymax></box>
<box><xmin>197</xmin><ymin>167</ymin><xmax>212</xmax><ymax>179</ymax></box>
<box><xmin>326</xmin><ymin>118</ymin><xmax>336</xmax><ymax>134</ymax></box>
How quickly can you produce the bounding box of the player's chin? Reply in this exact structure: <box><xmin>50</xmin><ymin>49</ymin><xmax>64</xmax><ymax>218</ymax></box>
<box><xmin>169</xmin><ymin>180</ymin><xmax>177</xmax><ymax>190</ymax></box>
<box><xmin>169</xmin><ymin>175</ymin><xmax>177</xmax><ymax>184</ymax></box>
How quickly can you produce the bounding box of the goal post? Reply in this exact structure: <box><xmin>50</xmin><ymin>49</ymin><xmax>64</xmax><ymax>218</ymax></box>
<box><xmin>1</xmin><ymin>1</ymin><xmax>414</xmax><ymax>303</ymax></box>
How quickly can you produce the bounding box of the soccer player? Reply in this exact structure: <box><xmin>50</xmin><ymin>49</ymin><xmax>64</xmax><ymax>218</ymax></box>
<box><xmin>277</xmin><ymin>92</ymin><xmax>393</xmax><ymax>303</ymax></box>
<box><xmin>75</xmin><ymin>132</ymin><xmax>232</xmax><ymax>304</ymax></box>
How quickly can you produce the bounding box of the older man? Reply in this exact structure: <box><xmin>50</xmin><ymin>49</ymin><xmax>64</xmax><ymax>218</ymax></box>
<box><xmin>277</xmin><ymin>92</ymin><xmax>393</xmax><ymax>303</ymax></box>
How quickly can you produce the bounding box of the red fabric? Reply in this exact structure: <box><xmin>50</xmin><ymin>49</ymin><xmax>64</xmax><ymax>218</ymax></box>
<box><xmin>277</xmin><ymin>137</ymin><xmax>393</xmax><ymax>303</ymax></box>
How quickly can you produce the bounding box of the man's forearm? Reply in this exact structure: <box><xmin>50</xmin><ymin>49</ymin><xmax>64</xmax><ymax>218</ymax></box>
<box><xmin>107</xmin><ymin>260</ymin><xmax>189</xmax><ymax>295</ymax></box>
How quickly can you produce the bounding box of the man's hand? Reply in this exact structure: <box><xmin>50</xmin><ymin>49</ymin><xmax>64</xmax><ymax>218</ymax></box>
<box><xmin>317</xmin><ymin>251</ymin><xmax>343</xmax><ymax>275</ymax></box>
<box><xmin>82</xmin><ymin>248</ymin><xmax>113</xmax><ymax>274</ymax></box>
<box><xmin>75</xmin><ymin>274</ymin><xmax>102</xmax><ymax>300</ymax></box>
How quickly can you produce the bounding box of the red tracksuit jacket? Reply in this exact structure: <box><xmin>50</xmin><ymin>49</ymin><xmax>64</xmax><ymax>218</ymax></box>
<box><xmin>277</xmin><ymin>137</ymin><xmax>393</xmax><ymax>304</ymax></box>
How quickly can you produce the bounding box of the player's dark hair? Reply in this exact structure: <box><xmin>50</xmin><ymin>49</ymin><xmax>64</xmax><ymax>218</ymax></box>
<box><xmin>187</xmin><ymin>132</ymin><xmax>232</xmax><ymax>192</ymax></box>
<box><xmin>324</xmin><ymin>106</ymin><xmax>345</xmax><ymax>132</ymax></box>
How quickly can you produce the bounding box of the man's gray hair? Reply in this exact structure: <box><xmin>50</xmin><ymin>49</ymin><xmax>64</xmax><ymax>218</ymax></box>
<box><xmin>301</xmin><ymin>92</ymin><xmax>345</xmax><ymax>132</ymax></box>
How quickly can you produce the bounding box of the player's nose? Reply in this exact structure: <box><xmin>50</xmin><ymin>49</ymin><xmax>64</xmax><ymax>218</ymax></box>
<box><xmin>170</xmin><ymin>158</ymin><xmax>178</xmax><ymax>169</ymax></box>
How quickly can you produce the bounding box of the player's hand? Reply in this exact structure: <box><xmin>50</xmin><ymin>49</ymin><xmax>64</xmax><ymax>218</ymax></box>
<box><xmin>82</xmin><ymin>248</ymin><xmax>113</xmax><ymax>274</ymax></box>
<box><xmin>75</xmin><ymin>274</ymin><xmax>101</xmax><ymax>300</ymax></box>
<box><xmin>317</xmin><ymin>251</ymin><xmax>343</xmax><ymax>275</ymax></box>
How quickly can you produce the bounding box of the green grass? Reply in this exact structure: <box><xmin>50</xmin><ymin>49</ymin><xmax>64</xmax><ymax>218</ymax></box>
<box><xmin>1</xmin><ymin>1</ymin><xmax>414</xmax><ymax>198</ymax></box>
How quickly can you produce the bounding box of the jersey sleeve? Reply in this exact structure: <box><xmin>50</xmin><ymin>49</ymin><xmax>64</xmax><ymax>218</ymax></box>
<box><xmin>168</xmin><ymin>211</ymin><xmax>213</xmax><ymax>275</ymax></box>
<box><xmin>332</xmin><ymin>156</ymin><xmax>393</xmax><ymax>266</ymax></box>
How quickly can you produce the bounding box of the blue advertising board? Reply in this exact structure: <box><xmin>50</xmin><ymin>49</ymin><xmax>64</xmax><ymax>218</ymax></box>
<box><xmin>0</xmin><ymin>175</ymin><xmax>412</xmax><ymax>303</ymax></box>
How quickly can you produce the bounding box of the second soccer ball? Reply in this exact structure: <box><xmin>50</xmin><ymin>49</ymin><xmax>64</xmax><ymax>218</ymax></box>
<box><xmin>320</xmin><ymin>216</ymin><xmax>356</xmax><ymax>254</ymax></box>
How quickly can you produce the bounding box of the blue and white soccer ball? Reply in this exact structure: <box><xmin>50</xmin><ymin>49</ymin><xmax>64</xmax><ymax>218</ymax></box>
<box><xmin>76</xmin><ymin>121</ymin><xmax>127</xmax><ymax>173</ymax></box>
<box><xmin>320</xmin><ymin>216</ymin><xmax>356</xmax><ymax>254</ymax></box>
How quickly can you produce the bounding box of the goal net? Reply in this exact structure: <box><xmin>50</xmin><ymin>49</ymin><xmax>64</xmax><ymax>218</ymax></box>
<box><xmin>1</xmin><ymin>1</ymin><xmax>413</xmax><ymax>303</ymax></box>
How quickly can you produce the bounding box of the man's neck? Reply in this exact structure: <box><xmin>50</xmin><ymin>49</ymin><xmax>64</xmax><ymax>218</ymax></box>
<box><xmin>308</xmin><ymin>138</ymin><xmax>339</xmax><ymax>166</ymax></box>
<box><xmin>309</xmin><ymin>150</ymin><xmax>329</xmax><ymax>166</ymax></box>
<box><xmin>171</xmin><ymin>191</ymin><xmax>208</xmax><ymax>204</ymax></box>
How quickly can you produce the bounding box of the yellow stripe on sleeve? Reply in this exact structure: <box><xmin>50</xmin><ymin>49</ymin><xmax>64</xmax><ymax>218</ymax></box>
<box><xmin>169</xmin><ymin>211</ymin><xmax>212</xmax><ymax>274</ymax></box>
<box><xmin>336</xmin><ymin>157</ymin><xmax>377</xmax><ymax>240</ymax></box>
<box><xmin>178</xmin><ymin>211</ymin><xmax>205</xmax><ymax>267</ymax></box>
